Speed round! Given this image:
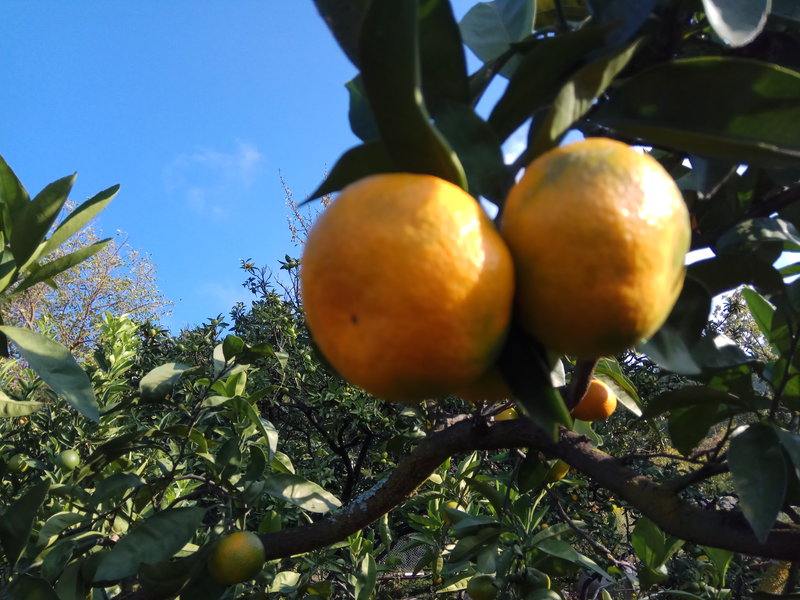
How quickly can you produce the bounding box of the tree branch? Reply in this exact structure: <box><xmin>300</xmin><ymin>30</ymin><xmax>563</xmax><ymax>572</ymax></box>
<box><xmin>258</xmin><ymin>417</ymin><xmax>800</xmax><ymax>561</ymax></box>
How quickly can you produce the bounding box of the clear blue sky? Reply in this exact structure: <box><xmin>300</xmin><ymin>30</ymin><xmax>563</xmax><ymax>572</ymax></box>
<box><xmin>0</xmin><ymin>1</ymin><xmax>494</xmax><ymax>332</ymax></box>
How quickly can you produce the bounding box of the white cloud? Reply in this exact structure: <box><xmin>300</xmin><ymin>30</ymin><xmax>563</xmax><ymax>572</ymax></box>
<box><xmin>163</xmin><ymin>140</ymin><xmax>264</xmax><ymax>217</ymax></box>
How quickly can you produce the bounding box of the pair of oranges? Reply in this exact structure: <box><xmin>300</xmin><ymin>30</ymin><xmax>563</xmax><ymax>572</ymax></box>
<box><xmin>301</xmin><ymin>138</ymin><xmax>690</xmax><ymax>407</ymax></box>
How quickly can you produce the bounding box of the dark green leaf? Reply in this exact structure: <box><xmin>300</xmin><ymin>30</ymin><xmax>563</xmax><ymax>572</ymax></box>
<box><xmin>772</xmin><ymin>0</ymin><xmax>800</xmax><ymax>23</ymax></box>
<box><xmin>702</xmin><ymin>0</ymin><xmax>769</xmax><ymax>47</ymax></box>
<box><xmin>702</xmin><ymin>546</ymin><xmax>734</xmax><ymax>585</ymax></box>
<box><xmin>639</xmin><ymin>278</ymin><xmax>712</xmax><ymax>375</ymax></box>
<box><xmin>10</xmin><ymin>173</ymin><xmax>75</xmax><ymax>270</ymax></box>
<box><xmin>594</xmin><ymin>58</ymin><xmax>800</xmax><ymax>167</ymax></box>
<box><xmin>7</xmin><ymin>575</ymin><xmax>59</xmax><ymax>600</ymax></box>
<box><xmin>261</xmin><ymin>473</ymin><xmax>341</xmax><ymax>513</ymax></box>
<box><xmin>93</xmin><ymin>507</ymin><xmax>206</xmax><ymax>582</ymax></box>
<box><xmin>728</xmin><ymin>423</ymin><xmax>787</xmax><ymax>543</ymax></box>
<box><xmin>584</xmin><ymin>0</ymin><xmax>657</xmax><ymax>45</ymax></box>
<box><xmin>0</xmin><ymin>480</ymin><xmax>50</xmax><ymax>566</ymax></box>
<box><xmin>40</xmin><ymin>184</ymin><xmax>118</xmax><ymax>259</ymax></box>
<box><xmin>12</xmin><ymin>239</ymin><xmax>111</xmax><ymax>296</ymax></box>
<box><xmin>434</xmin><ymin>104</ymin><xmax>510</xmax><ymax>202</ymax></box>
<box><xmin>668</xmin><ymin>403</ymin><xmax>723</xmax><ymax>456</ymax></box>
<box><xmin>312</xmin><ymin>0</ymin><xmax>369</xmax><ymax>67</ymax></box>
<box><xmin>774</xmin><ymin>426</ymin><xmax>800</xmax><ymax>478</ymax></box>
<box><xmin>37</xmin><ymin>512</ymin><xmax>84</xmax><ymax>546</ymax></box>
<box><xmin>139</xmin><ymin>547</ymin><xmax>209</xmax><ymax>599</ymax></box>
<box><xmin>498</xmin><ymin>325</ymin><xmax>572</xmax><ymax>439</ymax></box>
<box><xmin>0</xmin><ymin>155</ymin><xmax>30</xmax><ymax>218</ymax></box>
<box><xmin>488</xmin><ymin>24</ymin><xmax>613</xmax><ymax>140</ymax></box>
<box><xmin>359</xmin><ymin>0</ymin><xmax>466</xmax><ymax>187</ymax></box>
<box><xmin>222</xmin><ymin>335</ymin><xmax>245</xmax><ymax>361</ymax></box>
<box><xmin>717</xmin><ymin>217</ymin><xmax>800</xmax><ymax>256</ymax></box>
<box><xmin>0</xmin><ymin>326</ymin><xmax>98</xmax><ymax>421</ymax></box>
<box><xmin>528</xmin><ymin>38</ymin><xmax>641</xmax><ymax>156</ymax></box>
<box><xmin>139</xmin><ymin>362</ymin><xmax>191</xmax><ymax>402</ymax></box>
<box><xmin>305</xmin><ymin>142</ymin><xmax>400</xmax><ymax>202</ymax></box>
<box><xmin>644</xmin><ymin>386</ymin><xmax>744</xmax><ymax>419</ymax></box>
<box><xmin>419</xmin><ymin>0</ymin><xmax>470</xmax><ymax>114</ymax></box>
<box><xmin>688</xmin><ymin>255</ymin><xmax>784</xmax><ymax>298</ymax></box>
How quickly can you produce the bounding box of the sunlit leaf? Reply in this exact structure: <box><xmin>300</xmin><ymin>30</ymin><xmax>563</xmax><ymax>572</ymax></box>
<box><xmin>0</xmin><ymin>479</ymin><xmax>50</xmax><ymax>566</ymax></box>
<box><xmin>139</xmin><ymin>362</ymin><xmax>191</xmax><ymax>402</ymax></box>
<box><xmin>702</xmin><ymin>0</ymin><xmax>770</xmax><ymax>47</ymax></box>
<box><xmin>262</xmin><ymin>473</ymin><xmax>341</xmax><ymax>513</ymax></box>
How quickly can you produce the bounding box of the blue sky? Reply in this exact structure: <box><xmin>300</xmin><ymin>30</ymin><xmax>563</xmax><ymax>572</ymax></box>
<box><xmin>1</xmin><ymin>2</ymin><xmax>510</xmax><ymax>332</ymax></box>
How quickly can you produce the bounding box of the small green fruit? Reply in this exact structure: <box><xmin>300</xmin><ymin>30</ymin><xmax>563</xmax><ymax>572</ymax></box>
<box><xmin>466</xmin><ymin>574</ymin><xmax>498</xmax><ymax>600</ymax></box>
<box><xmin>56</xmin><ymin>449</ymin><xmax>80</xmax><ymax>471</ymax></box>
<box><xmin>7</xmin><ymin>454</ymin><xmax>29</xmax><ymax>473</ymax></box>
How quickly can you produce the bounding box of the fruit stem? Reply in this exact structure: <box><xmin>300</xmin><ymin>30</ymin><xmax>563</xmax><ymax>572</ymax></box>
<box><xmin>565</xmin><ymin>359</ymin><xmax>598</xmax><ymax>411</ymax></box>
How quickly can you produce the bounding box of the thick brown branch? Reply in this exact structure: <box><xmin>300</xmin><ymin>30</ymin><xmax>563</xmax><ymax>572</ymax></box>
<box><xmin>259</xmin><ymin>417</ymin><xmax>800</xmax><ymax>561</ymax></box>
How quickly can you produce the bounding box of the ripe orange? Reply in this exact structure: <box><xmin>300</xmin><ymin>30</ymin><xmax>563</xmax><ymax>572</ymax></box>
<box><xmin>301</xmin><ymin>173</ymin><xmax>514</xmax><ymax>402</ymax></box>
<box><xmin>544</xmin><ymin>459</ymin><xmax>570</xmax><ymax>482</ymax></box>
<box><xmin>571</xmin><ymin>379</ymin><xmax>617</xmax><ymax>421</ymax></box>
<box><xmin>500</xmin><ymin>138</ymin><xmax>690</xmax><ymax>359</ymax></box>
<box><xmin>209</xmin><ymin>531</ymin><xmax>266</xmax><ymax>585</ymax></box>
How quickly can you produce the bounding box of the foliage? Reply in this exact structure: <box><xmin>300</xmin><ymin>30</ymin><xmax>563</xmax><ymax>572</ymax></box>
<box><xmin>2</xmin><ymin>0</ymin><xmax>800</xmax><ymax>599</ymax></box>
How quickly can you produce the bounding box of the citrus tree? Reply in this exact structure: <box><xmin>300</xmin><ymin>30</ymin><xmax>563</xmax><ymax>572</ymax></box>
<box><xmin>3</xmin><ymin>1</ymin><xmax>800</xmax><ymax>599</ymax></box>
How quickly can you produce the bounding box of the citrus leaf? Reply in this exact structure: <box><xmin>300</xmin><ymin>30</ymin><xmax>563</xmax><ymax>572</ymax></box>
<box><xmin>354</xmin><ymin>554</ymin><xmax>377</xmax><ymax>600</ymax></box>
<box><xmin>434</xmin><ymin>104</ymin><xmax>510</xmax><ymax>203</ymax></box>
<box><xmin>0</xmin><ymin>479</ymin><xmax>50</xmax><ymax>567</ymax></box>
<box><xmin>305</xmin><ymin>141</ymin><xmax>399</xmax><ymax>202</ymax></box>
<box><xmin>631</xmin><ymin>517</ymin><xmax>665</xmax><ymax>569</ymax></box>
<box><xmin>716</xmin><ymin>217</ymin><xmax>800</xmax><ymax>254</ymax></box>
<box><xmin>593</xmin><ymin>57</ymin><xmax>800</xmax><ymax>167</ymax></box>
<box><xmin>702</xmin><ymin>0</ymin><xmax>770</xmax><ymax>48</ymax></box>
<box><xmin>644</xmin><ymin>386</ymin><xmax>744</xmax><ymax>419</ymax></box>
<box><xmin>12</xmin><ymin>239</ymin><xmax>111</xmax><ymax>296</ymax></box>
<box><xmin>40</xmin><ymin>184</ymin><xmax>118</xmax><ymax>259</ymax></box>
<box><xmin>0</xmin><ymin>155</ymin><xmax>30</xmax><ymax>218</ymax></box>
<box><xmin>228</xmin><ymin>397</ymin><xmax>278</xmax><ymax>459</ymax></box>
<box><xmin>729</xmin><ymin>423</ymin><xmax>787</xmax><ymax>543</ymax></box>
<box><xmin>774</xmin><ymin>426</ymin><xmax>800</xmax><ymax>478</ymax></box>
<box><xmin>93</xmin><ymin>507</ymin><xmax>206</xmax><ymax>582</ymax></box>
<box><xmin>0</xmin><ymin>326</ymin><xmax>98</xmax><ymax>421</ymax></box>
<box><xmin>313</xmin><ymin>0</ymin><xmax>369</xmax><ymax>66</ymax></box>
<box><xmin>668</xmin><ymin>403</ymin><xmax>724</xmax><ymax>456</ymax></box>
<box><xmin>528</xmin><ymin>38</ymin><xmax>641</xmax><ymax>156</ymax></box>
<box><xmin>419</xmin><ymin>0</ymin><xmax>470</xmax><ymax>115</ymax></box>
<box><xmin>6</xmin><ymin>575</ymin><xmax>59</xmax><ymax>600</ymax></box>
<box><xmin>346</xmin><ymin>76</ymin><xmax>379</xmax><ymax>142</ymax></box>
<box><xmin>459</xmin><ymin>0</ymin><xmax>534</xmax><ymax>74</ymax></box>
<box><xmin>488</xmin><ymin>23</ymin><xmax>613</xmax><ymax>141</ymax></box>
<box><xmin>10</xmin><ymin>173</ymin><xmax>75</xmax><ymax>270</ymax></box>
<box><xmin>358</xmin><ymin>0</ymin><xmax>466</xmax><ymax>188</ymax></box>
<box><xmin>261</xmin><ymin>473</ymin><xmax>341</xmax><ymax>514</ymax></box>
<box><xmin>139</xmin><ymin>362</ymin><xmax>191</xmax><ymax>402</ymax></box>
<box><xmin>0</xmin><ymin>391</ymin><xmax>45</xmax><ymax>417</ymax></box>
<box><xmin>585</xmin><ymin>0</ymin><xmax>658</xmax><ymax>45</ymax></box>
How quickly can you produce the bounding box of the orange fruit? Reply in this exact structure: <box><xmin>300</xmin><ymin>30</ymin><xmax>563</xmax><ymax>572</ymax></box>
<box><xmin>571</xmin><ymin>379</ymin><xmax>617</xmax><ymax>421</ymax></box>
<box><xmin>494</xmin><ymin>406</ymin><xmax>518</xmax><ymax>421</ymax></box>
<box><xmin>457</xmin><ymin>368</ymin><xmax>512</xmax><ymax>404</ymax></box>
<box><xmin>544</xmin><ymin>459</ymin><xmax>570</xmax><ymax>482</ymax></box>
<box><xmin>301</xmin><ymin>173</ymin><xmax>514</xmax><ymax>402</ymax></box>
<box><xmin>500</xmin><ymin>138</ymin><xmax>690</xmax><ymax>358</ymax></box>
<box><xmin>209</xmin><ymin>531</ymin><xmax>266</xmax><ymax>585</ymax></box>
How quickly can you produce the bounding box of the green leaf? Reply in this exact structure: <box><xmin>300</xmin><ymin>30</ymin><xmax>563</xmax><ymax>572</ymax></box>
<box><xmin>139</xmin><ymin>550</ymin><xmax>207</xmax><ymax>600</ymax></box>
<box><xmin>717</xmin><ymin>217</ymin><xmax>800</xmax><ymax>254</ymax></box>
<box><xmin>93</xmin><ymin>507</ymin><xmax>205</xmax><ymax>582</ymax></box>
<box><xmin>139</xmin><ymin>362</ymin><xmax>191</xmax><ymax>402</ymax></box>
<box><xmin>689</xmin><ymin>255</ymin><xmax>783</xmax><ymax>299</ymax></box>
<box><xmin>488</xmin><ymin>23</ymin><xmax>614</xmax><ymax>141</ymax></box>
<box><xmin>10</xmin><ymin>173</ymin><xmax>75</xmax><ymax>270</ymax></box>
<box><xmin>702</xmin><ymin>0</ymin><xmax>769</xmax><ymax>47</ymax></box>
<box><xmin>668</xmin><ymin>403</ymin><xmax>724</xmax><ymax>456</ymax></box>
<box><xmin>6</xmin><ymin>575</ymin><xmax>59</xmax><ymax>600</ymax></box>
<box><xmin>306</xmin><ymin>141</ymin><xmax>399</xmax><ymax>202</ymax></box>
<box><xmin>12</xmin><ymin>239</ymin><xmax>111</xmax><ymax>296</ymax></box>
<box><xmin>527</xmin><ymin>38</ymin><xmax>641</xmax><ymax>156</ymax></box>
<box><xmin>0</xmin><ymin>326</ymin><xmax>98</xmax><ymax>421</ymax></box>
<box><xmin>261</xmin><ymin>473</ymin><xmax>341</xmax><ymax>513</ymax></box>
<box><xmin>312</xmin><ymin>0</ymin><xmax>369</xmax><ymax>67</ymax></box>
<box><xmin>434</xmin><ymin>104</ymin><xmax>510</xmax><ymax>202</ymax></box>
<box><xmin>268</xmin><ymin>571</ymin><xmax>302</xmax><ymax>593</ymax></box>
<box><xmin>584</xmin><ymin>0</ymin><xmax>657</xmax><ymax>45</ymax></box>
<box><xmin>593</xmin><ymin>58</ymin><xmax>800</xmax><ymax>167</ymax></box>
<box><xmin>221</xmin><ymin>335</ymin><xmax>245</xmax><ymax>361</ymax></box>
<box><xmin>0</xmin><ymin>155</ymin><xmax>30</xmax><ymax>218</ymax></box>
<box><xmin>774</xmin><ymin>426</ymin><xmax>800</xmax><ymax>478</ymax></box>
<box><xmin>0</xmin><ymin>391</ymin><xmax>45</xmax><ymax>417</ymax></box>
<box><xmin>228</xmin><ymin>397</ymin><xmax>278</xmax><ymax>459</ymax></box>
<box><xmin>644</xmin><ymin>386</ymin><xmax>744</xmax><ymax>419</ymax></box>
<box><xmin>354</xmin><ymin>554</ymin><xmax>377</xmax><ymax>600</ymax></box>
<box><xmin>37</xmin><ymin>512</ymin><xmax>84</xmax><ymax>547</ymax></box>
<box><xmin>39</xmin><ymin>184</ymin><xmax>118</xmax><ymax>259</ymax></box>
<box><xmin>728</xmin><ymin>423</ymin><xmax>787</xmax><ymax>543</ymax></box>
<box><xmin>459</xmin><ymin>0</ymin><xmax>534</xmax><ymax>73</ymax></box>
<box><xmin>631</xmin><ymin>517</ymin><xmax>665</xmax><ymax>569</ymax></box>
<box><xmin>358</xmin><ymin>0</ymin><xmax>466</xmax><ymax>188</ymax></box>
<box><xmin>419</xmin><ymin>0</ymin><xmax>470</xmax><ymax>115</ymax></box>
<box><xmin>0</xmin><ymin>479</ymin><xmax>50</xmax><ymax>566</ymax></box>
<box><xmin>595</xmin><ymin>359</ymin><xmax>641</xmax><ymax>416</ymax></box>
<box><xmin>702</xmin><ymin>546</ymin><xmax>734</xmax><ymax>586</ymax></box>
<box><xmin>346</xmin><ymin>76</ymin><xmax>379</xmax><ymax>142</ymax></box>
